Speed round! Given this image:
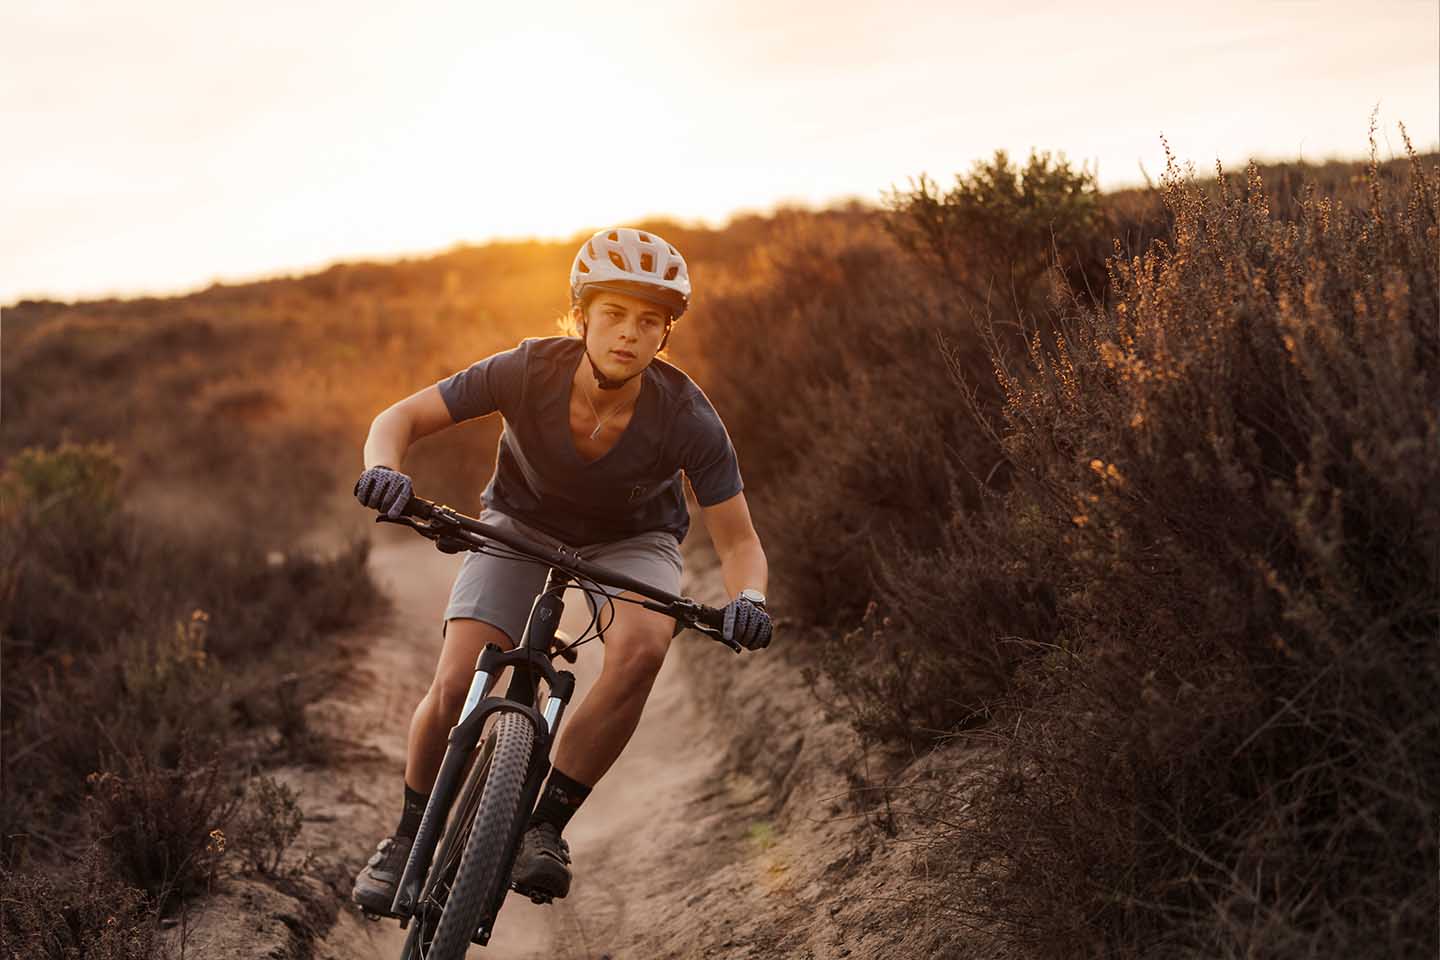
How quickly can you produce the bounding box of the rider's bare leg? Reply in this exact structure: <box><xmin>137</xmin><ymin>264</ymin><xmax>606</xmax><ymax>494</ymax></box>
<box><xmin>406</xmin><ymin>618</ymin><xmax>515</xmax><ymax>793</ymax></box>
<box><xmin>549</xmin><ymin>593</ymin><xmax>674</xmax><ymax>786</ymax></box>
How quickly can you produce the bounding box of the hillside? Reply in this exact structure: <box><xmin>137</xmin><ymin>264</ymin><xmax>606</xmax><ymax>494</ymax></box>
<box><xmin>2</xmin><ymin>141</ymin><xmax>1436</xmax><ymax>958</ymax></box>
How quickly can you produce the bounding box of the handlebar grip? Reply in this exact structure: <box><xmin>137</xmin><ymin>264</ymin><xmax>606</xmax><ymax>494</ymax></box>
<box><xmin>695</xmin><ymin>603</ymin><xmax>726</xmax><ymax>631</ymax></box>
<box><xmin>690</xmin><ymin>604</ymin><xmax>744</xmax><ymax>653</ymax></box>
<box><xmin>400</xmin><ymin>495</ymin><xmax>433</xmax><ymax>519</ymax></box>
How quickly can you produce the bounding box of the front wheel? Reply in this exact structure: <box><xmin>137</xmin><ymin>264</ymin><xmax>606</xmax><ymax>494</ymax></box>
<box><xmin>425</xmin><ymin>710</ymin><xmax>536</xmax><ymax>959</ymax></box>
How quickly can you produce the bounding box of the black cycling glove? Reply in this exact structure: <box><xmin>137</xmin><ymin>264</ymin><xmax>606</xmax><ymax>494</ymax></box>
<box><xmin>353</xmin><ymin>465</ymin><xmax>413</xmax><ymax>519</ymax></box>
<box><xmin>722</xmin><ymin>597</ymin><xmax>773</xmax><ymax>651</ymax></box>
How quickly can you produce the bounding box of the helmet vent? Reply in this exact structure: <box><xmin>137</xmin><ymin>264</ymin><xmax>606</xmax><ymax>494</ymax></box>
<box><xmin>576</xmin><ymin>260</ymin><xmax>590</xmax><ymax>274</ymax></box>
<box><xmin>668</xmin><ymin>244</ymin><xmax>678</xmax><ymax>255</ymax></box>
<box><xmin>607</xmin><ymin>231</ymin><xmax>620</xmax><ymax>242</ymax></box>
<box><xmin>607</xmin><ymin>251</ymin><xmax>626</xmax><ymax>269</ymax></box>
<box><xmin>638</xmin><ymin>232</ymin><xmax>651</xmax><ymax>242</ymax></box>
<box><xmin>640</xmin><ymin>252</ymin><xmax>654</xmax><ymax>272</ymax></box>
<box><xmin>587</xmin><ymin>242</ymin><xmax>597</xmax><ymax>258</ymax></box>
<box><xmin>664</xmin><ymin>265</ymin><xmax>679</xmax><ymax>280</ymax></box>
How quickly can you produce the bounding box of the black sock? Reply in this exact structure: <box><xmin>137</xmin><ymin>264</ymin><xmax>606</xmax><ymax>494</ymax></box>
<box><xmin>397</xmin><ymin>783</ymin><xmax>428</xmax><ymax>839</ymax></box>
<box><xmin>528</xmin><ymin>769</ymin><xmax>592</xmax><ymax>835</ymax></box>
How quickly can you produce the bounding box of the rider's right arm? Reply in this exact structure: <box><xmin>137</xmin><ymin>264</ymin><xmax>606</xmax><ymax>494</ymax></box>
<box><xmin>363</xmin><ymin>384</ymin><xmax>454</xmax><ymax>470</ymax></box>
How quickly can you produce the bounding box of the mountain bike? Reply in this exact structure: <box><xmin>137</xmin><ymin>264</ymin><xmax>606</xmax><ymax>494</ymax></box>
<box><xmin>366</xmin><ymin>492</ymin><xmax>742</xmax><ymax>959</ymax></box>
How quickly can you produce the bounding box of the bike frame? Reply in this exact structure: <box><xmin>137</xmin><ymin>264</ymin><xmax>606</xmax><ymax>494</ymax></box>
<box><xmin>378</xmin><ymin>496</ymin><xmax>738</xmax><ymax>947</ymax></box>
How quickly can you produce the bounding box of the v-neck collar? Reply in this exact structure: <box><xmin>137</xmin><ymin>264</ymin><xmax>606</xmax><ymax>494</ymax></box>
<box><xmin>564</xmin><ymin>341</ymin><xmax>649</xmax><ymax>467</ymax></box>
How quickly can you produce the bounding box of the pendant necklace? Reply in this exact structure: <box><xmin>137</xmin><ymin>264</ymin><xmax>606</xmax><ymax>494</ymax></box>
<box><xmin>582</xmin><ymin>384</ymin><xmax>632</xmax><ymax>440</ymax></box>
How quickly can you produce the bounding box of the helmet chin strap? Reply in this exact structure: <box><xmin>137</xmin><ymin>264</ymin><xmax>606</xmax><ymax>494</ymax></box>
<box><xmin>583</xmin><ymin>329</ymin><xmax>642</xmax><ymax>391</ymax></box>
<box><xmin>586</xmin><ymin>349</ymin><xmax>640</xmax><ymax>391</ymax></box>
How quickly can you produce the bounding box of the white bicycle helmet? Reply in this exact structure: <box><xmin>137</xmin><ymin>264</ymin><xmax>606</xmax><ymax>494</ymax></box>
<box><xmin>570</xmin><ymin>227</ymin><xmax>691</xmax><ymax>319</ymax></box>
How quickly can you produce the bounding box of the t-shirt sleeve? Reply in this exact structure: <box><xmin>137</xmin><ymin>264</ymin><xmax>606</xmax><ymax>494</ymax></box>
<box><xmin>435</xmin><ymin>341</ymin><xmax>529</xmax><ymax>423</ymax></box>
<box><xmin>679</xmin><ymin>394</ymin><xmax>744</xmax><ymax>507</ymax></box>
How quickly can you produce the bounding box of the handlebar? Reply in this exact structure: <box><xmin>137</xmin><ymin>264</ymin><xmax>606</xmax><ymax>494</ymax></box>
<box><xmin>379</xmin><ymin>494</ymin><xmax>741</xmax><ymax>653</ymax></box>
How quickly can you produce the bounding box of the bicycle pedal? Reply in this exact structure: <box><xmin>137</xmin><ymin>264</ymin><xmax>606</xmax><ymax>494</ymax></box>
<box><xmin>512</xmin><ymin>882</ymin><xmax>556</xmax><ymax>905</ymax></box>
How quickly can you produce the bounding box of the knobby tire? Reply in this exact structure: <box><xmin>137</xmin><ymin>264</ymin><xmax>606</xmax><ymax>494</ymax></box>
<box><xmin>431</xmin><ymin>733</ymin><xmax>498</xmax><ymax>899</ymax></box>
<box><xmin>400</xmin><ymin>728</ymin><xmax>498</xmax><ymax>960</ymax></box>
<box><xmin>425</xmin><ymin>710</ymin><xmax>536</xmax><ymax>959</ymax></box>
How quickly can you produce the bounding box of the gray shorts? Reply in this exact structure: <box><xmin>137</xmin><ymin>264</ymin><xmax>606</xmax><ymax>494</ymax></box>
<box><xmin>442</xmin><ymin>507</ymin><xmax>684</xmax><ymax>645</ymax></box>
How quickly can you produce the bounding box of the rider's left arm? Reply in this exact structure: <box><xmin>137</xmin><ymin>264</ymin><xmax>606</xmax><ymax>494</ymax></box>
<box><xmin>699</xmin><ymin>491</ymin><xmax>769</xmax><ymax>601</ymax></box>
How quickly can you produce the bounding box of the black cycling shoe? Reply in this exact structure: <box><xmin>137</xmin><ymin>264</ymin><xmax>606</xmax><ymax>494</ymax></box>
<box><xmin>510</xmin><ymin>822</ymin><xmax>572</xmax><ymax>902</ymax></box>
<box><xmin>352</xmin><ymin>834</ymin><xmax>413</xmax><ymax>917</ymax></box>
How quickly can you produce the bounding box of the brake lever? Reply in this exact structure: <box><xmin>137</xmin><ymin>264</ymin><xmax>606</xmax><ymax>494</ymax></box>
<box><xmin>694</xmin><ymin>622</ymin><xmax>743</xmax><ymax>654</ymax></box>
<box><xmin>376</xmin><ymin>514</ymin><xmax>428</xmax><ymax>532</ymax></box>
<box><xmin>376</xmin><ymin>513</ymin><xmax>476</xmax><ymax>554</ymax></box>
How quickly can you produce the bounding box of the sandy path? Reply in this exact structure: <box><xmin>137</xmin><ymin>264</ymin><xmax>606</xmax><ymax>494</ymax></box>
<box><xmin>312</xmin><ymin>525</ymin><xmax>734</xmax><ymax>960</ymax></box>
<box><xmin>174</xmin><ymin>519</ymin><xmax>927</xmax><ymax>960</ymax></box>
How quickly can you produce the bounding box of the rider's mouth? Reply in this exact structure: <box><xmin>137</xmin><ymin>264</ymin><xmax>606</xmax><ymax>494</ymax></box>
<box><xmin>611</xmin><ymin>350</ymin><xmax>636</xmax><ymax>362</ymax></box>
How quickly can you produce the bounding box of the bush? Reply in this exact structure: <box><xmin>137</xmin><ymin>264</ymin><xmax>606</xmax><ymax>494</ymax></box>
<box><xmin>910</xmin><ymin>127</ymin><xmax>1439</xmax><ymax>957</ymax></box>
<box><xmin>0</xmin><ymin>440</ymin><xmax>382</xmax><ymax>948</ymax></box>
<box><xmin>228</xmin><ymin>774</ymin><xmax>307</xmax><ymax>876</ymax></box>
<box><xmin>0</xmin><ymin>850</ymin><xmax>159</xmax><ymax>960</ymax></box>
<box><xmin>673</xmin><ymin>214</ymin><xmax>1002</xmax><ymax>629</ymax></box>
<box><xmin>883</xmin><ymin>149</ymin><xmax>1103</xmax><ymax>318</ymax></box>
<box><xmin>0</xmin><ymin>443</ymin><xmax>128</xmax><ymax>655</ymax></box>
<box><xmin>85</xmin><ymin>750</ymin><xmax>241</xmax><ymax>913</ymax></box>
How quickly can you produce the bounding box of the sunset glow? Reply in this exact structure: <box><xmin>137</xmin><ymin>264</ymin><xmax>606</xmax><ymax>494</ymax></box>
<box><xmin>3</xmin><ymin>0</ymin><xmax>1436</xmax><ymax>304</ymax></box>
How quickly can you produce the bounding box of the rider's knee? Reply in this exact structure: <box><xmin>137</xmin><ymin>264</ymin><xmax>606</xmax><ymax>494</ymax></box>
<box><xmin>428</xmin><ymin>672</ymin><xmax>472</xmax><ymax>725</ymax></box>
<box><xmin>606</xmin><ymin>633</ymin><xmax>670</xmax><ymax>684</ymax></box>
<box><xmin>427</xmin><ymin>618</ymin><xmax>513</xmax><ymax>723</ymax></box>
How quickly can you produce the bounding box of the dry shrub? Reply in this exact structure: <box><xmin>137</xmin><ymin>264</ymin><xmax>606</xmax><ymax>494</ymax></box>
<box><xmin>228</xmin><ymin>774</ymin><xmax>307</xmax><ymax>876</ymax></box>
<box><xmin>0</xmin><ymin>849</ymin><xmax>160</xmax><ymax>960</ymax></box>
<box><xmin>1</xmin><ymin>445</ymin><xmax>380</xmax><ymax>834</ymax></box>
<box><xmin>883</xmin><ymin>149</ymin><xmax>1104</xmax><ymax>318</ymax></box>
<box><xmin>671</xmin><ymin>211</ymin><xmax>1002</xmax><ymax>629</ymax></box>
<box><xmin>0</xmin><ymin>442</ymin><xmax>383</xmax><ymax>943</ymax></box>
<box><xmin>85</xmin><ymin>750</ymin><xmax>241</xmax><ymax>913</ymax></box>
<box><xmin>671</xmin><ymin>163</ymin><xmax>1092</xmax><ymax>730</ymax></box>
<box><xmin>918</xmin><ymin>126</ymin><xmax>1439</xmax><ymax>957</ymax></box>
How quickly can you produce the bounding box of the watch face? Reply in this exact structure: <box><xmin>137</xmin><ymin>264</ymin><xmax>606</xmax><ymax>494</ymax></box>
<box><xmin>740</xmin><ymin>589</ymin><xmax>766</xmax><ymax>607</ymax></box>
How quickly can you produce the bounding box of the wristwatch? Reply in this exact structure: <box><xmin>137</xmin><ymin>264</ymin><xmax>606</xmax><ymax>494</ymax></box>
<box><xmin>738</xmin><ymin>588</ymin><xmax>767</xmax><ymax>610</ymax></box>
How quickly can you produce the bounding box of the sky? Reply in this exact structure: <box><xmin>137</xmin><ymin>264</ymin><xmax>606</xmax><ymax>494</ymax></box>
<box><xmin>3</xmin><ymin>0</ymin><xmax>1436</xmax><ymax>305</ymax></box>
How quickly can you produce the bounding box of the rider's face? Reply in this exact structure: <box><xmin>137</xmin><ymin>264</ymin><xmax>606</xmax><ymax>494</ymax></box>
<box><xmin>576</xmin><ymin>292</ymin><xmax>670</xmax><ymax>382</ymax></box>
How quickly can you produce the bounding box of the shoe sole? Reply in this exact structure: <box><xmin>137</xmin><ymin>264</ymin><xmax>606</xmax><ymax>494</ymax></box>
<box><xmin>510</xmin><ymin>862</ymin><xmax>570</xmax><ymax>903</ymax></box>
<box><xmin>511</xmin><ymin>879</ymin><xmax>564</xmax><ymax>904</ymax></box>
<box><xmin>352</xmin><ymin>883</ymin><xmax>401</xmax><ymax>918</ymax></box>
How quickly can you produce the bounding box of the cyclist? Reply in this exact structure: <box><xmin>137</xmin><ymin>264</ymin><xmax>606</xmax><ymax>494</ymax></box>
<box><xmin>350</xmin><ymin>227</ymin><xmax>772</xmax><ymax>914</ymax></box>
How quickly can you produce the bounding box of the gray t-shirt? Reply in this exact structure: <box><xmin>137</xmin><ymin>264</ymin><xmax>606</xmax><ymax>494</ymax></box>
<box><xmin>436</xmin><ymin>336</ymin><xmax>743</xmax><ymax>545</ymax></box>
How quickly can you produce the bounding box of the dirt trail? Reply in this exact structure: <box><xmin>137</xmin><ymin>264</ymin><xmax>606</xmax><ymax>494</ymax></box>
<box><xmin>175</xmin><ymin>523</ymin><xmax>945</xmax><ymax>959</ymax></box>
<box><xmin>308</xmin><ymin>526</ymin><xmax>746</xmax><ymax>959</ymax></box>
